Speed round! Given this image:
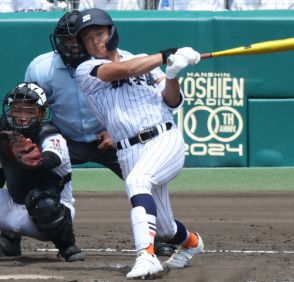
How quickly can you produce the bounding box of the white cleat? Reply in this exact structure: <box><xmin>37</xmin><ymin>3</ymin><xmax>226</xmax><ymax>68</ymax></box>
<box><xmin>162</xmin><ymin>233</ymin><xmax>204</xmax><ymax>270</ymax></box>
<box><xmin>126</xmin><ymin>250</ymin><xmax>163</xmax><ymax>279</ymax></box>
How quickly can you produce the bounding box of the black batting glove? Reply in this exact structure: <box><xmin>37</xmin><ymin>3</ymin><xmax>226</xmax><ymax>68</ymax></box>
<box><xmin>160</xmin><ymin>48</ymin><xmax>178</xmax><ymax>64</ymax></box>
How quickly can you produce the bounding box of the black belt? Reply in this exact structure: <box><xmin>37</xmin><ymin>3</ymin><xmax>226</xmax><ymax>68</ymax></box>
<box><xmin>117</xmin><ymin>122</ymin><xmax>173</xmax><ymax>150</ymax></box>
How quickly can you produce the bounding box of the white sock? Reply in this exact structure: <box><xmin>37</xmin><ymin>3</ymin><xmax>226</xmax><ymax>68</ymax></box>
<box><xmin>131</xmin><ymin>206</ymin><xmax>156</xmax><ymax>252</ymax></box>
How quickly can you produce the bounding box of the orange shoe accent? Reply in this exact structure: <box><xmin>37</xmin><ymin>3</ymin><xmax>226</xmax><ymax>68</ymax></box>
<box><xmin>144</xmin><ymin>244</ymin><xmax>155</xmax><ymax>255</ymax></box>
<box><xmin>183</xmin><ymin>232</ymin><xmax>198</xmax><ymax>248</ymax></box>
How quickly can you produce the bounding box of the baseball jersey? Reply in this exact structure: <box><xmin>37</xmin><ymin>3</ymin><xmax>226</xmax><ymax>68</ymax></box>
<box><xmin>75</xmin><ymin>53</ymin><xmax>183</xmax><ymax>143</ymax></box>
<box><xmin>25</xmin><ymin>49</ymin><xmax>131</xmax><ymax>143</ymax></box>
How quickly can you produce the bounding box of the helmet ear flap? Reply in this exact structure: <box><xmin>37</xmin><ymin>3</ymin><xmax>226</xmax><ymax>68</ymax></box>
<box><xmin>105</xmin><ymin>25</ymin><xmax>119</xmax><ymax>52</ymax></box>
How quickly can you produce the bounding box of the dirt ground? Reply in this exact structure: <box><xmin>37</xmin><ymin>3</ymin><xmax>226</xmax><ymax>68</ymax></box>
<box><xmin>0</xmin><ymin>191</ymin><xmax>293</xmax><ymax>282</ymax></box>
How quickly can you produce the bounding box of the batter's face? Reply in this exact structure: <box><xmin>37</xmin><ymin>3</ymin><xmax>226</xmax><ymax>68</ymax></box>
<box><xmin>80</xmin><ymin>26</ymin><xmax>110</xmax><ymax>58</ymax></box>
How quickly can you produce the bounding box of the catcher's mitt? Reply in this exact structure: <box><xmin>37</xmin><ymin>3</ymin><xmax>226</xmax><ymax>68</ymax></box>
<box><xmin>0</xmin><ymin>130</ymin><xmax>42</xmax><ymax>169</ymax></box>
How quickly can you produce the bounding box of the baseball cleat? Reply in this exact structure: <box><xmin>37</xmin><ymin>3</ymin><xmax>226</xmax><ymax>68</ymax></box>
<box><xmin>162</xmin><ymin>233</ymin><xmax>204</xmax><ymax>269</ymax></box>
<box><xmin>0</xmin><ymin>233</ymin><xmax>21</xmax><ymax>257</ymax></box>
<box><xmin>126</xmin><ymin>250</ymin><xmax>163</xmax><ymax>279</ymax></box>
<box><xmin>59</xmin><ymin>245</ymin><xmax>86</xmax><ymax>262</ymax></box>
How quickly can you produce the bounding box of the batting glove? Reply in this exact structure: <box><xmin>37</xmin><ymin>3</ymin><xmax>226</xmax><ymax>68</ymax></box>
<box><xmin>175</xmin><ymin>47</ymin><xmax>201</xmax><ymax>65</ymax></box>
<box><xmin>165</xmin><ymin>53</ymin><xmax>189</xmax><ymax>80</ymax></box>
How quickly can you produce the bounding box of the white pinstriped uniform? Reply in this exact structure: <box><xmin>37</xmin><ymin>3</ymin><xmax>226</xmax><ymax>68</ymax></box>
<box><xmin>76</xmin><ymin>53</ymin><xmax>185</xmax><ymax>240</ymax></box>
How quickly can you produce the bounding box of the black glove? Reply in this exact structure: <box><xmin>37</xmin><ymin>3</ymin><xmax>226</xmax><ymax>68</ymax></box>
<box><xmin>160</xmin><ymin>48</ymin><xmax>178</xmax><ymax>64</ymax></box>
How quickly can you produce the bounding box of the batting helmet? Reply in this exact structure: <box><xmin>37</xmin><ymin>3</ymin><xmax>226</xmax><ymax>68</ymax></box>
<box><xmin>50</xmin><ymin>10</ymin><xmax>90</xmax><ymax>68</ymax></box>
<box><xmin>75</xmin><ymin>8</ymin><xmax>119</xmax><ymax>52</ymax></box>
<box><xmin>3</xmin><ymin>83</ymin><xmax>49</xmax><ymax>137</ymax></box>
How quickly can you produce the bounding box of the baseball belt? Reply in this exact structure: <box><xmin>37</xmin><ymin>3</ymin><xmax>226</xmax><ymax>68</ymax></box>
<box><xmin>116</xmin><ymin>122</ymin><xmax>173</xmax><ymax>150</ymax></box>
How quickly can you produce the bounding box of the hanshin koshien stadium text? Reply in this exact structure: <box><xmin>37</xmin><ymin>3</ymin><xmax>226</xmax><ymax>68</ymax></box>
<box><xmin>179</xmin><ymin>72</ymin><xmax>244</xmax><ymax>107</ymax></box>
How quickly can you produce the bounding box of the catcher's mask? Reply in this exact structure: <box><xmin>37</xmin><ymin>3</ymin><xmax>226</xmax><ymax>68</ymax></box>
<box><xmin>3</xmin><ymin>82</ymin><xmax>50</xmax><ymax>138</ymax></box>
<box><xmin>75</xmin><ymin>8</ymin><xmax>119</xmax><ymax>52</ymax></box>
<box><xmin>50</xmin><ymin>10</ymin><xmax>90</xmax><ymax>68</ymax></box>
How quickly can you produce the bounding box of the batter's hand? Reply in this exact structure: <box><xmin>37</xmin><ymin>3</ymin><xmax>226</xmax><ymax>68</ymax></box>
<box><xmin>175</xmin><ymin>47</ymin><xmax>201</xmax><ymax>65</ymax></box>
<box><xmin>96</xmin><ymin>131</ymin><xmax>115</xmax><ymax>150</ymax></box>
<box><xmin>165</xmin><ymin>54</ymin><xmax>189</xmax><ymax>79</ymax></box>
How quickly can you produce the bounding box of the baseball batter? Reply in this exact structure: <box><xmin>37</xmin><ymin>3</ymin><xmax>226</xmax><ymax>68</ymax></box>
<box><xmin>0</xmin><ymin>83</ymin><xmax>85</xmax><ymax>262</ymax></box>
<box><xmin>75</xmin><ymin>8</ymin><xmax>204</xmax><ymax>279</ymax></box>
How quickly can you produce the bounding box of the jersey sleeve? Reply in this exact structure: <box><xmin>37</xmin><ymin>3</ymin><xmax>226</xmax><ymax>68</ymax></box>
<box><xmin>76</xmin><ymin>59</ymin><xmax>108</xmax><ymax>94</ymax></box>
<box><xmin>41</xmin><ymin>133</ymin><xmax>68</xmax><ymax>164</ymax></box>
<box><xmin>151</xmin><ymin>66</ymin><xmax>165</xmax><ymax>81</ymax></box>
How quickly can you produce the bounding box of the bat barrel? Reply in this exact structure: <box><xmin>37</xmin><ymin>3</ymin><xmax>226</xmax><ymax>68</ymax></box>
<box><xmin>201</xmin><ymin>38</ymin><xmax>294</xmax><ymax>59</ymax></box>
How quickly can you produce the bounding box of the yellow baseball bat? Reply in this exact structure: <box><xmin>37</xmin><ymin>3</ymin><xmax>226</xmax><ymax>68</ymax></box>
<box><xmin>201</xmin><ymin>37</ymin><xmax>294</xmax><ymax>59</ymax></box>
<box><xmin>167</xmin><ymin>38</ymin><xmax>294</xmax><ymax>65</ymax></box>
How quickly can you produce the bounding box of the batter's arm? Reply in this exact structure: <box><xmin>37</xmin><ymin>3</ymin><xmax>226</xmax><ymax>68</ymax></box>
<box><xmin>156</xmin><ymin>77</ymin><xmax>182</xmax><ymax>108</ymax></box>
<box><xmin>94</xmin><ymin>54</ymin><xmax>163</xmax><ymax>82</ymax></box>
<box><xmin>161</xmin><ymin>79</ymin><xmax>182</xmax><ymax>108</ymax></box>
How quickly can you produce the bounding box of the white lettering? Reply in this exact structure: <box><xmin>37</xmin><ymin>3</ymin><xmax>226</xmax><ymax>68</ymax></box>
<box><xmin>219</xmin><ymin>125</ymin><xmax>236</xmax><ymax>133</ymax></box>
<box><xmin>180</xmin><ymin>76</ymin><xmax>244</xmax><ymax>101</ymax></box>
<box><xmin>185</xmin><ymin>143</ymin><xmax>243</xmax><ymax>156</ymax></box>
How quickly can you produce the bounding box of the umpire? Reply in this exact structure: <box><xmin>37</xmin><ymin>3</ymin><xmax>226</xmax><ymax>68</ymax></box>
<box><xmin>25</xmin><ymin>10</ymin><xmax>122</xmax><ymax>174</ymax></box>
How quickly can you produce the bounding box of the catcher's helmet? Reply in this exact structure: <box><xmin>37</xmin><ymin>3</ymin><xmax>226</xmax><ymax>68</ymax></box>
<box><xmin>50</xmin><ymin>10</ymin><xmax>90</xmax><ymax>68</ymax></box>
<box><xmin>3</xmin><ymin>83</ymin><xmax>49</xmax><ymax>137</ymax></box>
<box><xmin>75</xmin><ymin>8</ymin><xmax>119</xmax><ymax>52</ymax></box>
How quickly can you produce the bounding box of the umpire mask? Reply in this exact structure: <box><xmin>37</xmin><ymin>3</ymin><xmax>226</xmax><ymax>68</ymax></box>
<box><xmin>50</xmin><ymin>10</ymin><xmax>90</xmax><ymax>68</ymax></box>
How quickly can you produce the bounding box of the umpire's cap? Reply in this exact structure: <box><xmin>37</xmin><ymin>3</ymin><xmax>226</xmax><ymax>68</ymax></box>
<box><xmin>75</xmin><ymin>8</ymin><xmax>119</xmax><ymax>52</ymax></box>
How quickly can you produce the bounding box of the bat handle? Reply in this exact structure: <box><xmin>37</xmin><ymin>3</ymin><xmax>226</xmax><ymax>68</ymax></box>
<box><xmin>167</xmin><ymin>52</ymin><xmax>212</xmax><ymax>65</ymax></box>
<box><xmin>201</xmin><ymin>53</ymin><xmax>213</xmax><ymax>59</ymax></box>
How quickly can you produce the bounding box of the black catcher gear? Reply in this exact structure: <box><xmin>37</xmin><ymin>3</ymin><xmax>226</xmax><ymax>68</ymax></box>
<box><xmin>58</xmin><ymin>245</ymin><xmax>85</xmax><ymax>262</ymax></box>
<box><xmin>50</xmin><ymin>10</ymin><xmax>90</xmax><ymax>68</ymax></box>
<box><xmin>75</xmin><ymin>8</ymin><xmax>119</xmax><ymax>52</ymax></box>
<box><xmin>25</xmin><ymin>188</ymin><xmax>85</xmax><ymax>262</ymax></box>
<box><xmin>0</xmin><ymin>231</ymin><xmax>21</xmax><ymax>257</ymax></box>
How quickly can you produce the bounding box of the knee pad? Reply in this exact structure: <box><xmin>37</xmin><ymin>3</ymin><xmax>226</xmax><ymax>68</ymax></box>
<box><xmin>25</xmin><ymin>188</ymin><xmax>76</xmax><ymax>249</ymax></box>
<box><xmin>25</xmin><ymin>188</ymin><xmax>65</xmax><ymax>231</ymax></box>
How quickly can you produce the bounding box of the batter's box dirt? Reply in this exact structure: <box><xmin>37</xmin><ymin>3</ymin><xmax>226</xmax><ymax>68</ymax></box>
<box><xmin>0</xmin><ymin>191</ymin><xmax>293</xmax><ymax>282</ymax></box>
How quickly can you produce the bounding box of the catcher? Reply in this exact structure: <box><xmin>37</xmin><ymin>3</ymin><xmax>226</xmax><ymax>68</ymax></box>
<box><xmin>0</xmin><ymin>82</ymin><xmax>85</xmax><ymax>262</ymax></box>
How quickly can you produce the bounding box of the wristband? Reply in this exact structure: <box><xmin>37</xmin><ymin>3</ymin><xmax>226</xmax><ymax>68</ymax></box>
<box><xmin>160</xmin><ymin>48</ymin><xmax>178</xmax><ymax>64</ymax></box>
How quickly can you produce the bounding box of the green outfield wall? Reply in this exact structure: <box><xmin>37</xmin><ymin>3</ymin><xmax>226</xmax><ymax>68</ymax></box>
<box><xmin>1</xmin><ymin>10</ymin><xmax>294</xmax><ymax>167</ymax></box>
